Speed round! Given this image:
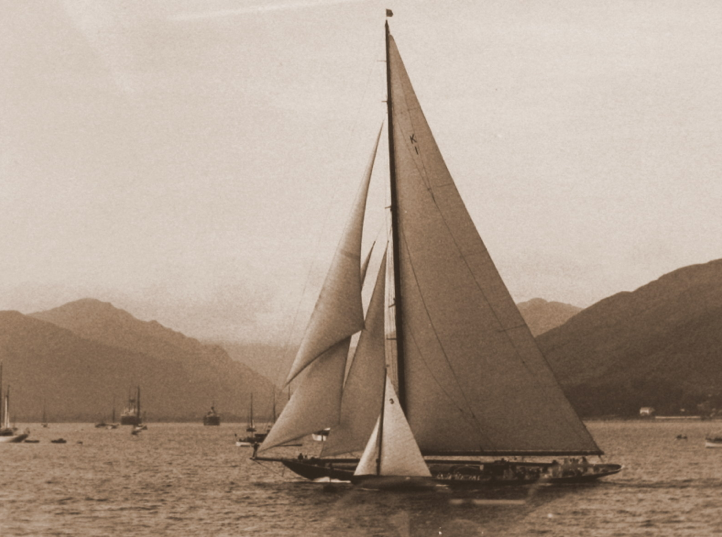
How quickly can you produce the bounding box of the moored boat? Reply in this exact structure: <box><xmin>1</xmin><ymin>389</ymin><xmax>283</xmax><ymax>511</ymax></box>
<box><xmin>235</xmin><ymin>394</ymin><xmax>266</xmax><ymax>446</ymax></box>
<box><xmin>122</xmin><ymin>386</ymin><xmax>145</xmax><ymax>433</ymax></box>
<box><xmin>203</xmin><ymin>405</ymin><xmax>221</xmax><ymax>426</ymax></box>
<box><xmin>0</xmin><ymin>363</ymin><xmax>29</xmax><ymax>444</ymax></box>
<box><xmin>41</xmin><ymin>403</ymin><xmax>48</xmax><ymax>428</ymax></box>
<box><xmin>120</xmin><ymin>387</ymin><xmax>142</xmax><ymax>426</ymax></box>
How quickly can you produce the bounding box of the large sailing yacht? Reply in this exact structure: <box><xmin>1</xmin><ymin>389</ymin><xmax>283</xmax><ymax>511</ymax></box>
<box><xmin>255</xmin><ymin>16</ymin><xmax>621</xmax><ymax>488</ymax></box>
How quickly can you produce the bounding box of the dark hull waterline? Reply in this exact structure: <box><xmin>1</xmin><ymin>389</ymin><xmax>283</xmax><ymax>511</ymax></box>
<box><xmin>255</xmin><ymin>457</ymin><xmax>622</xmax><ymax>488</ymax></box>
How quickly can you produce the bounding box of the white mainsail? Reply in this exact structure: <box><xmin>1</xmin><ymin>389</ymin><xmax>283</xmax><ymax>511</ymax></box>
<box><xmin>355</xmin><ymin>375</ymin><xmax>430</xmax><ymax>477</ymax></box>
<box><xmin>386</xmin><ymin>31</ymin><xmax>600</xmax><ymax>456</ymax></box>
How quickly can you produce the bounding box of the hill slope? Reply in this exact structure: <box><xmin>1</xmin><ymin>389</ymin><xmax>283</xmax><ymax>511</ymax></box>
<box><xmin>539</xmin><ymin>259</ymin><xmax>722</xmax><ymax>416</ymax></box>
<box><xmin>0</xmin><ymin>299</ymin><xmax>277</xmax><ymax>422</ymax></box>
<box><xmin>517</xmin><ymin>298</ymin><xmax>581</xmax><ymax>336</ymax></box>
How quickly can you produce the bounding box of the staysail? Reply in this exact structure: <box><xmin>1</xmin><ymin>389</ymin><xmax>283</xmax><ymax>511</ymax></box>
<box><xmin>284</xmin><ymin>130</ymin><xmax>383</xmax><ymax>385</ymax></box>
<box><xmin>355</xmin><ymin>374</ymin><xmax>430</xmax><ymax>477</ymax></box>
<box><xmin>322</xmin><ymin>253</ymin><xmax>388</xmax><ymax>457</ymax></box>
<box><xmin>386</xmin><ymin>30</ymin><xmax>601</xmax><ymax>456</ymax></box>
<box><xmin>260</xmin><ymin>131</ymin><xmax>382</xmax><ymax>451</ymax></box>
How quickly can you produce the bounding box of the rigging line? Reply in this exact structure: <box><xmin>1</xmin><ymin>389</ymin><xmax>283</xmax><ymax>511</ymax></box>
<box><xmin>392</xmin><ymin>111</ymin><xmax>595</xmax><ymax>446</ymax></box>
<box><xmin>252</xmin><ymin>458</ymin><xmax>286</xmax><ymax>476</ymax></box>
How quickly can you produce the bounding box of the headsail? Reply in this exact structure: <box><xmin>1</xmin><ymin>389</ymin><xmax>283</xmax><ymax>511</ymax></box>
<box><xmin>260</xmin><ymin>131</ymin><xmax>382</xmax><ymax>452</ymax></box>
<box><xmin>322</xmin><ymin>252</ymin><xmax>388</xmax><ymax>457</ymax></box>
<box><xmin>261</xmin><ymin>340</ymin><xmax>349</xmax><ymax>450</ymax></box>
<box><xmin>355</xmin><ymin>375</ymin><xmax>430</xmax><ymax>477</ymax></box>
<box><xmin>386</xmin><ymin>30</ymin><xmax>601</xmax><ymax>456</ymax></box>
<box><xmin>284</xmin><ymin>130</ymin><xmax>383</xmax><ymax>384</ymax></box>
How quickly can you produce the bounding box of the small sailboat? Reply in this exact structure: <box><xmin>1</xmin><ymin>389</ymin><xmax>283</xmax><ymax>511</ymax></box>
<box><xmin>126</xmin><ymin>387</ymin><xmax>146</xmax><ymax>434</ymax></box>
<box><xmin>0</xmin><ymin>363</ymin><xmax>29</xmax><ymax>444</ymax></box>
<box><xmin>107</xmin><ymin>402</ymin><xmax>119</xmax><ymax>429</ymax></box>
<box><xmin>246</xmin><ymin>393</ymin><xmax>256</xmax><ymax>434</ymax></box>
<box><xmin>41</xmin><ymin>402</ymin><xmax>48</xmax><ymax>428</ymax></box>
<box><xmin>0</xmin><ymin>393</ymin><xmax>29</xmax><ymax>444</ymax></box>
<box><xmin>96</xmin><ymin>400</ymin><xmax>118</xmax><ymax>428</ymax></box>
<box><xmin>256</xmin><ymin>16</ymin><xmax>621</xmax><ymax>488</ymax></box>
<box><xmin>235</xmin><ymin>394</ymin><xmax>261</xmax><ymax>446</ymax></box>
<box><xmin>120</xmin><ymin>387</ymin><xmax>142</xmax><ymax>426</ymax></box>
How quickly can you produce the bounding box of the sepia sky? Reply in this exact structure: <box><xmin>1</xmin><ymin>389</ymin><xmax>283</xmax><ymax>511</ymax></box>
<box><xmin>1</xmin><ymin>0</ymin><xmax>721</xmax><ymax>343</ymax></box>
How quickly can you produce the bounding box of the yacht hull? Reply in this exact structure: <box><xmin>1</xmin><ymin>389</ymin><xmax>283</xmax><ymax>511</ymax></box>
<box><xmin>260</xmin><ymin>457</ymin><xmax>623</xmax><ymax>488</ymax></box>
<box><xmin>351</xmin><ymin>475</ymin><xmax>441</xmax><ymax>490</ymax></box>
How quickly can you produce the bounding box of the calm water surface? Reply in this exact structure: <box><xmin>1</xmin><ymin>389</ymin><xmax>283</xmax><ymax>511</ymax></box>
<box><xmin>1</xmin><ymin>421</ymin><xmax>721</xmax><ymax>536</ymax></box>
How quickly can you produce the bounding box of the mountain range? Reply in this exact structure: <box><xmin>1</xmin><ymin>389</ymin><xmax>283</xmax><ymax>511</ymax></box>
<box><xmin>539</xmin><ymin>259</ymin><xmax>722</xmax><ymax>417</ymax></box>
<box><xmin>1</xmin><ymin>258</ymin><xmax>720</xmax><ymax>421</ymax></box>
<box><xmin>516</xmin><ymin>298</ymin><xmax>582</xmax><ymax>336</ymax></box>
<box><xmin>0</xmin><ymin>299</ymin><xmax>278</xmax><ymax>422</ymax></box>
<box><xmin>215</xmin><ymin>297</ymin><xmax>582</xmax><ymax>383</ymax></box>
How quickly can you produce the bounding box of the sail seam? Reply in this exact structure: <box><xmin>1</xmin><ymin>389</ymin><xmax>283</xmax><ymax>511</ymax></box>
<box><xmin>396</xmin><ymin>227</ymin><xmax>496</xmax><ymax>451</ymax></box>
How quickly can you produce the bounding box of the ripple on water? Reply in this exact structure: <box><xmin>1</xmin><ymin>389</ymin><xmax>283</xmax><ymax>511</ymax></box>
<box><xmin>1</xmin><ymin>421</ymin><xmax>722</xmax><ymax>536</ymax></box>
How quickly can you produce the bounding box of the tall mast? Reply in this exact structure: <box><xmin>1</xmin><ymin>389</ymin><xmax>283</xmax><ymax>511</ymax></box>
<box><xmin>385</xmin><ymin>20</ymin><xmax>406</xmax><ymax>410</ymax></box>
